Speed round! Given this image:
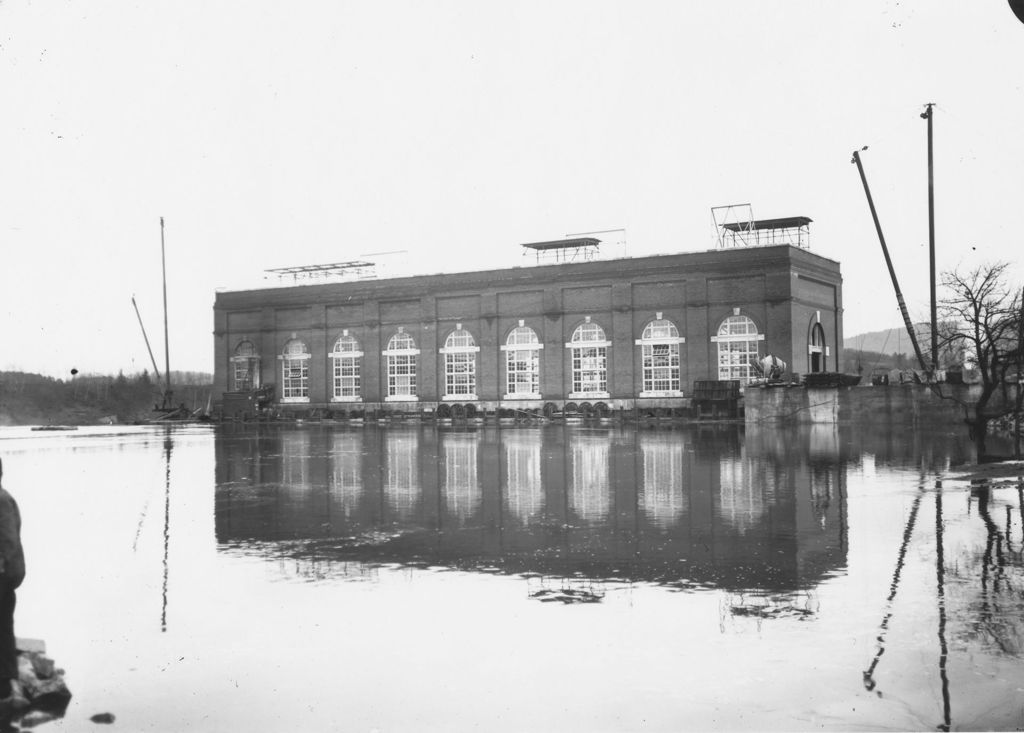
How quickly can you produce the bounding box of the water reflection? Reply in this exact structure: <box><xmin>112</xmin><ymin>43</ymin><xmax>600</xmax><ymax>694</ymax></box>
<box><xmin>639</xmin><ymin>432</ymin><xmax>687</xmax><ymax>529</ymax></box>
<box><xmin>569</xmin><ymin>431</ymin><xmax>610</xmax><ymax>524</ymax></box>
<box><xmin>384</xmin><ymin>429</ymin><xmax>419</xmax><ymax>521</ymax></box>
<box><xmin>214</xmin><ymin>424</ymin><xmax>850</xmax><ymax>594</ymax></box>
<box><xmin>503</xmin><ymin>429</ymin><xmax>543</xmax><ymax>524</ymax></box>
<box><xmin>328</xmin><ymin>431</ymin><xmax>362</xmax><ymax>518</ymax></box>
<box><xmin>442</xmin><ymin>431</ymin><xmax>481</xmax><ymax>524</ymax></box>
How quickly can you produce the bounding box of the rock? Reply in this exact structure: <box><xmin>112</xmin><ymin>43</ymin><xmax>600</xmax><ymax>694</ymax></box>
<box><xmin>8</xmin><ymin>648</ymin><xmax>72</xmax><ymax>726</ymax></box>
<box><xmin>90</xmin><ymin>712</ymin><xmax>116</xmax><ymax>724</ymax></box>
<box><xmin>16</xmin><ymin>709</ymin><xmax>60</xmax><ymax>728</ymax></box>
<box><xmin>29</xmin><ymin>654</ymin><xmax>55</xmax><ymax>680</ymax></box>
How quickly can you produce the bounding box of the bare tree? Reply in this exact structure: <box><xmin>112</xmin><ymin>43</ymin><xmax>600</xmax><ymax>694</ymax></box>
<box><xmin>936</xmin><ymin>262</ymin><xmax>1022</xmax><ymax>457</ymax></box>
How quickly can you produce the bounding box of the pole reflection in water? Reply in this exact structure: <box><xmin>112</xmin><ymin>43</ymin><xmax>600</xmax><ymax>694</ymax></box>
<box><xmin>161</xmin><ymin>428</ymin><xmax>172</xmax><ymax>633</ymax></box>
<box><xmin>862</xmin><ymin>481</ymin><xmax>925</xmax><ymax>692</ymax></box>
<box><xmin>935</xmin><ymin>482</ymin><xmax>951</xmax><ymax>731</ymax></box>
<box><xmin>213</xmin><ymin>424</ymin><xmax>848</xmax><ymax>595</ymax></box>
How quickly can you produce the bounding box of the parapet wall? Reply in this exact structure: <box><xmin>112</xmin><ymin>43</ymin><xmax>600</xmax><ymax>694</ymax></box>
<box><xmin>745</xmin><ymin>384</ymin><xmax>1005</xmax><ymax>425</ymax></box>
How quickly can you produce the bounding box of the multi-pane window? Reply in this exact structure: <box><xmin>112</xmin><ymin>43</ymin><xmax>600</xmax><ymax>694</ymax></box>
<box><xmin>637</xmin><ymin>317</ymin><xmax>684</xmax><ymax>394</ymax></box>
<box><xmin>568</xmin><ymin>321</ymin><xmax>608</xmax><ymax>396</ymax></box>
<box><xmin>504</xmin><ymin>325</ymin><xmax>541</xmax><ymax>397</ymax></box>
<box><xmin>441</xmin><ymin>327</ymin><xmax>478</xmax><ymax>399</ymax></box>
<box><xmin>331</xmin><ymin>332</ymin><xmax>362</xmax><ymax>401</ymax></box>
<box><xmin>384</xmin><ymin>330</ymin><xmax>418</xmax><ymax>400</ymax></box>
<box><xmin>280</xmin><ymin>339</ymin><xmax>310</xmax><ymax>401</ymax></box>
<box><xmin>716</xmin><ymin>315</ymin><xmax>762</xmax><ymax>385</ymax></box>
<box><xmin>231</xmin><ymin>340</ymin><xmax>260</xmax><ymax>391</ymax></box>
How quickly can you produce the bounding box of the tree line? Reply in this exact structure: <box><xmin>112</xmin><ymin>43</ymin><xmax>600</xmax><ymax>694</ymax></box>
<box><xmin>0</xmin><ymin>370</ymin><xmax>213</xmax><ymax>426</ymax></box>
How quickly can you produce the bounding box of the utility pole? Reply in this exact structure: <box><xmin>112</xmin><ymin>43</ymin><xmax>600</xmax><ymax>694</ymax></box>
<box><xmin>922</xmin><ymin>103</ymin><xmax>938</xmax><ymax>372</ymax></box>
<box><xmin>160</xmin><ymin>217</ymin><xmax>172</xmax><ymax>407</ymax></box>
<box><xmin>852</xmin><ymin>149</ymin><xmax>929</xmax><ymax>374</ymax></box>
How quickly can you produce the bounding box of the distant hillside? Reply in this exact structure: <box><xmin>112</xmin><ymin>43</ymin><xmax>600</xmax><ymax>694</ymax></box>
<box><xmin>844</xmin><ymin>324</ymin><xmax>931</xmax><ymax>355</ymax></box>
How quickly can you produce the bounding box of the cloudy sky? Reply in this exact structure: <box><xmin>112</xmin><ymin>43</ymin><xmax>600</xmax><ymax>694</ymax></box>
<box><xmin>2</xmin><ymin>1</ymin><xmax>1022</xmax><ymax>378</ymax></box>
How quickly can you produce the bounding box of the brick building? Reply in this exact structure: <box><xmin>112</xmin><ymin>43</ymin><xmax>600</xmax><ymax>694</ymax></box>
<box><xmin>212</xmin><ymin>228</ymin><xmax>843</xmax><ymax>415</ymax></box>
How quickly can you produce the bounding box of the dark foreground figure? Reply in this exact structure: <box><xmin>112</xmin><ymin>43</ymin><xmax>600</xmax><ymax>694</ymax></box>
<box><xmin>0</xmin><ymin>457</ymin><xmax>26</xmax><ymax>709</ymax></box>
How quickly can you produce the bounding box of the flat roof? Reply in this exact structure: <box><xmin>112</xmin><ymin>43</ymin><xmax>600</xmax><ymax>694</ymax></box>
<box><xmin>520</xmin><ymin>237</ymin><xmax>601</xmax><ymax>251</ymax></box>
<box><xmin>721</xmin><ymin>216</ymin><xmax>812</xmax><ymax>232</ymax></box>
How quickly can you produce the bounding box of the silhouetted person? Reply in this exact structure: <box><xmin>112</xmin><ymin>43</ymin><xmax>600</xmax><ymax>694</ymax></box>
<box><xmin>0</xmin><ymin>457</ymin><xmax>25</xmax><ymax>704</ymax></box>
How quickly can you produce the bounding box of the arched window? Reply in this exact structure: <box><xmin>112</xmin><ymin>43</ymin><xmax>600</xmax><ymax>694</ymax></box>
<box><xmin>383</xmin><ymin>329</ymin><xmax>419</xmax><ymax>401</ymax></box>
<box><xmin>567</xmin><ymin>319</ymin><xmax>609</xmax><ymax>397</ymax></box>
<box><xmin>440</xmin><ymin>326</ymin><xmax>479</xmax><ymax>399</ymax></box>
<box><xmin>502</xmin><ymin>323</ymin><xmax>541</xmax><ymax>398</ymax></box>
<box><xmin>331</xmin><ymin>332</ymin><xmax>362</xmax><ymax>401</ymax></box>
<box><xmin>636</xmin><ymin>316</ymin><xmax>685</xmax><ymax>395</ymax></box>
<box><xmin>715</xmin><ymin>314</ymin><xmax>763</xmax><ymax>385</ymax></box>
<box><xmin>808</xmin><ymin>321</ymin><xmax>827</xmax><ymax>373</ymax></box>
<box><xmin>230</xmin><ymin>340</ymin><xmax>260</xmax><ymax>391</ymax></box>
<box><xmin>280</xmin><ymin>338</ymin><xmax>310</xmax><ymax>401</ymax></box>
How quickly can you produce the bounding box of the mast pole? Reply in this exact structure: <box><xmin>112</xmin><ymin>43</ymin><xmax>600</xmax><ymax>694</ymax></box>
<box><xmin>922</xmin><ymin>103</ymin><xmax>938</xmax><ymax>371</ymax></box>
<box><xmin>160</xmin><ymin>217</ymin><xmax>171</xmax><ymax>403</ymax></box>
<box><xmin>131</xmin><ymin>296</ymin><xmax>163</xmax><ymax>382</ymax></box>
<box><xmin>851</xmin><ymin>149</ymin><xmax>930</xmax><ymax>374</ymax></box>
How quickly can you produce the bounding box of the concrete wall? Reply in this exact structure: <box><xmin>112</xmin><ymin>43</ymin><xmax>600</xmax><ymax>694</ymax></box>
<box><xmin>745</xmin><ymin>383</ymin><xmax>1008</xmax><ymax>426</ymax></box>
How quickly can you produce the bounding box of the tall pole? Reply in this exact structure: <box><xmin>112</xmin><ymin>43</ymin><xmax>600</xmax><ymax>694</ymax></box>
<box><xmin>160</xmin><ymin>217</ymin><xmax>171</xmax><ymax>402</ymax></box>
<box><xmin>132</xmin><ymin>295</ymin><xmax>163</xmax><ymax>382</ymax></box>
<box><xmin>851</xmin><ymin>150</ymin><xmax>929</xmax><ymax>373</ymax></box>
<box><xmin>922</xmin><ymin>103</ymin><xmax>938</xmax><ymax>371</ymax></box>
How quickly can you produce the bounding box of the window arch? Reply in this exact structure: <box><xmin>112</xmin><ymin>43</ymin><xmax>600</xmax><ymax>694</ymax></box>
<box><xmin>636</xmin><ymin>315</ymin><xmax>685</xmax><ymax>395</ymax></box>
<box><xmin>280</xmin><ymin>338</ymin><xmax>310</xmax><ymax>401</ymax></box>
<box><xmin>331</xmin><ymin>332</ymin><xmax>363</xmax><ymax>401</ymax></box>
<box><xmin>230</xmin><ymin>340</ymin><xmax>260</xmax><ymax>391</ymax></box>
<box><xmin>808</xmin><ymin>321</ymin><xmax>827</xmax><ymax>373</ymax></box>
<box><xmin>502</xmin><ymin>323</ymin><xmax>542</xmax><ymax>398</ymax></box>
<box><xmin>440</xmin><ymin>326</ymin><xmax>479</xmax><ymax>399</ymax></box>
<box><xmin>566</xmin><ymin>319</ymin><xmax>609</xmax><ymax>397</ymax></box>
<box><xmin>383</xmin><ymin>329</ymin><xmax>419</xmax><ymax>401</ymax></box>
<box><xmin>714</xmin><ymin>314</ymin><xmax>763</xmax><ymax>385</ymax></box>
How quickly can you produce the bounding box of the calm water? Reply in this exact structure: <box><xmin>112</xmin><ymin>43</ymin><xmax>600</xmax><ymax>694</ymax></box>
<box><xmin>2</xmin><ymin>422</ymin><xmax>1023</xmax><ymax>732</ymax></box>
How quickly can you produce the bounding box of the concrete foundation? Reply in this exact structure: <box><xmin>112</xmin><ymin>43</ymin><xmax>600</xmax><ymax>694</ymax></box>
<box><xmin>744</xmin><ymin>384</ymin><xmax>1002</xmax><ymax>425</ymax></box>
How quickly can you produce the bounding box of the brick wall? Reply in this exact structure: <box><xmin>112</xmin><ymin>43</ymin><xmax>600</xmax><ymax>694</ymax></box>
<box><xmin>213</xmin><ymin>245</ymin><xmax>843</xmax><ymax>408</ymax></box>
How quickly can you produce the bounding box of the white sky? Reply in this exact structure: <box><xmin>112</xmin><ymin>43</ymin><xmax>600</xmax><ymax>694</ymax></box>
<box><xmin>2</xmin><ymin>1</ymin><xmax>1022</xmax><ymax>378</ymax></box>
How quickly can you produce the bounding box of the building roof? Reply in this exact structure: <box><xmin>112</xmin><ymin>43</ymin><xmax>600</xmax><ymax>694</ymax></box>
<box><xmin>721</xmin><ymin>216</ymin><xmax>812</xmax><ymax>232</ymax></box>
<box><xmin>520</xmin><ymin>237</ymin><xmax>601</xmax><ymax>251</ymax></box>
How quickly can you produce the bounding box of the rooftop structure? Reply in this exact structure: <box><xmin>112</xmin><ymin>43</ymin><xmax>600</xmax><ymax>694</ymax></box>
<box><xmin>712</xmin><ymin>204</ymin><xmax>812</xmax><ymax>250</ymax></box>
<box><xmin>264</xmin><ymin>260</ymin><xmax>377</xmax><ymax>283</ymax></box>
<box><xmin>520</xmin><ymin>237</ymin><xmax>601</xmax><ymax>264</ymax></box>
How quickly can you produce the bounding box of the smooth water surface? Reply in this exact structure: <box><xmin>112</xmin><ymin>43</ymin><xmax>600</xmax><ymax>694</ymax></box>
<box><xmin>2</xmin><ymin>422</ymin><xmax>1022</xmax><ymax>731</ymax></box>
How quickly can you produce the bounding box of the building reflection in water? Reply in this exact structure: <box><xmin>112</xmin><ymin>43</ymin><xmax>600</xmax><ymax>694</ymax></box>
<box><xmin>503</xmin><ymin>429</ymin><xmax>543</xmax><ymax>525</ymax></box>
<box><xmin>442</xmin><ymin>431</ymin><xmax>481</xmax><ymax>524</ymax></box>
<box><xmin>214</xmin><ymin>423</ymin><xmax>849</xmax><ymax>595</ymax></box>
<box><xmin>639</xmin><ymin>432</ymin><xmax>687</xmax><ymax>530</ymax></box>
<box><xmin>385</xmin><ymin>429</ymin><xmax>420</xmax><ymax>522</ymax></box>
<box><xmin>329</xmin><ymin>431</ymin><xmax>363</xmax><ymax>519</ymax></box>
<box><xmin>569</xmin><ymin>431</ymin><xmax>611</xmax><ymax>524</ymax></box>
